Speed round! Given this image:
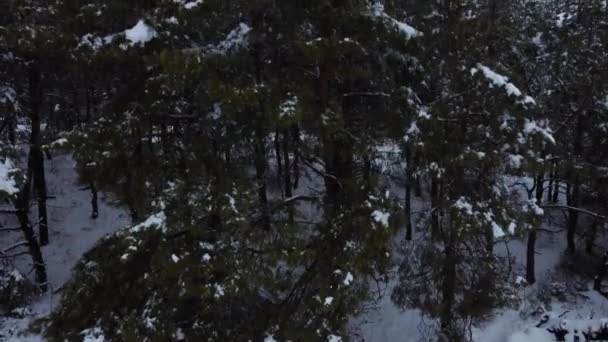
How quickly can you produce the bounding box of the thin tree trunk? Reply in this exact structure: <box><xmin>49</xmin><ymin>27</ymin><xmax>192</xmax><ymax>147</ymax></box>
<box><xmin>275</xmin><ymin>127</ymin><xmax>283</xmax><ymax>193</ymax></box>
<box><xmin>567</xmin><ymin>182</ymin><xmax>580</xmax><ymax>254</ymax></box>
<box><xmin>552</xmin><ymin>161</ymin><xmax>559</xmax><ymax>203</ymax></box>
<box><xmin>16</xmin><ymin>153</ymin><xmax>47</xmax><ymax>291</ymax></box>
<box><xmin>282</xmin><ymin>128</ymin><xmax>293</xmax><ymax>222</ymax></box>
<box><xmin>29</xmin><ymin>60</ymin><xmax>49</xmax><ymax>246</ymax></box>
<box><xmin>567</xmin><ymin>116</ymin><xmax>584</xmax><ymax>254</ymax></box>
<box><xmin>123</xmin><ymin>156</ymin><xmax>138</xmax><ymax>222</ymax></box>
<box><xmin>431</xmin><ymin>177</ymin><xmax>440</xmax><ymax>240</ymax></box>
<box><xmin>282</xmin><ymin>128</ymin><xmax>292</xmax><ymax>199</ymax></box>
<box><xmin>404</xmin><ymin>144</ymin><xmax>413</xmax><ymax>241</ymax></box>
<box><xmin>586</xmin><ymin>218</ymin><xmax>598</xmax><ymax>255</ymax></box>
<box><xmin>594</xmin><ymin>251</ymin><xmax>608</xmax><ymax>294</ymax></box>
<box><xmin>252</xmin><ymin>39</ymin><xmax>271</xmax><ymax>231</ymax></box>
<box><xmin>84</xmin><ymin>70</ymin><xmax>91</xmax><ymax>122</ymax></box>
<box><xmin>90</xmin><ymin>179</ymin><xmax>99</xmax><ymax>219</ymax></box>
<box><xmin>527</xmin><ymin>172</ymin><xmax>545</xmax><ymax>285</ymax></box>
<box><xmin>291</xmin><ymin>124</ymin><xmax>300</xmax><ymax>190</ymax></box>
<box><xmin>254</xmin><ymin>120</ymin><xmax>270</xmax><ymax>231</ymax></box>
<box><xmin>33</xmin><ymin>155</ymin><xmax>48</xmax><ymax>245</ymax></box>
<box><xmin>8</xmin><ymin>110</ymin><xmax>15</xmax><ymax>145</ymax></box>
<box><xmin>440</xmin><ymin>229</ymin><xmax>458</xmax><ymax>341</ymax></box>
<box><xmin>547</xmin><ymin>177</ymin><xmax>553</xmax><ymax>203</ymax></box>
<box><xmin>526</xmin><ymin>229</ymin><xmax>537</xmax><ymax>285</ymax></box>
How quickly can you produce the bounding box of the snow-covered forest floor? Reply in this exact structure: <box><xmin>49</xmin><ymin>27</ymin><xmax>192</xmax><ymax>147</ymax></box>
<box><xmin>349</xmin><ymin>173</ymin><xmax>608</xmax><ymax>342</ymax></box>
<box><xmin>1</xmin><ymin>153</ymin><xmax>607</xmax><ymax>341</ymax></box>
<box><xmin>350</xmin><ymin>227</ymin><xmax>608</xmax><ymax>342</ymax></box>
<box><xmin>0</xmin><ymin>154</ymin><xmax>129</xmax><ymax>341</ymax></box>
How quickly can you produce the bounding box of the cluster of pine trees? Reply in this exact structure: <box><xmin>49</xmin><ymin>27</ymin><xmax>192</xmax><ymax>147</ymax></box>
<box><xmin>1</xmin><ymin>0</ymin><xmax>607</xmax><ymax>341</ymax></box>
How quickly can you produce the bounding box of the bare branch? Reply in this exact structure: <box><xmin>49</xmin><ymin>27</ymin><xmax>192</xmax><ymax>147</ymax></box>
<box><xmin>541</xmin><ymin>204</ymin><xmax>606</xmax><ymax>220</ymax></box>
<box><xmin>3</xmin><ymin>241</ymin><xmax>29</xmax><ymax>253</ymax></box>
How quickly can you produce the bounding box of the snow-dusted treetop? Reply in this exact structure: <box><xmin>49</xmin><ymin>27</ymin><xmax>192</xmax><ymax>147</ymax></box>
<box><xmin>471</xmin><ymin>64</ymin><xmax>536</xmax><ymax>106</ymax></box>
<box><xmin>125</xmin><ymin>20</ymin><xmax>158</xmax><ymax>46</ymax></box>
<box><xmin>369</xmin><ymin>3</ymin><xmax>421</xmax><ymax>40</ymax></box>
<box><xmin>209</xmin><ymin>22</ymin><xmax>252</xmax><ymax>54</ymax></box>
<box><xmin>176</xmin><ymin>0</ymin><xmax>204</xmax><ymax>10</ymax></box>
<box><xmin>523</xmin><ymin>119</ymin><xmax>556</xmax><ymax>145</ymax></box>
<box><xmin>78</xmin><ymin>20</ymin><xmax>157</xmax><ymax>51</ymax></box>
<box><xmin>129</xmin><ymin>211</ymin><xmax>167</xmax><ymax>233</ymax></box>
<box><xmin>77</xmin><ymin>33</ymin><xmax>115</xmax><ymax>50</ymax></box>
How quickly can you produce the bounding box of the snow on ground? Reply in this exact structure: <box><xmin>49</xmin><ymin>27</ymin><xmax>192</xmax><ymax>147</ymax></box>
<box><xmin>350</xmin><ymin>173</ymin><xmax>608</xmax><ymax>341</ymax></box>
<box><xmin>0</xmin><ymin>158</ymin><xmax>18</xmax><ymax>195</ymax></box>
<box><xmin>2</xmin><ymin>151</ymin><xmax>605</xmax><ymax>341</ymax></box>
<box><xmin>0</xmin><ymin>154</ymin><xmax>129</xmax><ymax>340</ymax></box>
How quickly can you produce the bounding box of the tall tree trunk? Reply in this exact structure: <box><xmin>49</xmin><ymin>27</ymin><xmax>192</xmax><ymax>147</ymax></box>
<box><xmin>16</xmin><ymin>153</ymin><xmax>47</xmax><ymax>291</ymax></box>
<box><xmin>283</xmin><ymin>128</ymin><xmax>292</xmax><ymax>199</ymax></box>
<box><xmin>33</xmin><ymin>151</ymin><xmax>48</xmax><ymax>245</ymax></box>
<box><xmin>282</xmin><ymin>128</ymin><xmax>293</xmax><ymax>222</ymax></box>
<box><xmin>547</xmin><ymin>176</ymin><xmax>553</xmax><ymax>203</ymax></box>
<box><xmin>291</xmin><ymin>124</ymin><xmax>300</xmax><ymax>190</ymax></box>
<box><xmin>252</xmin><ymin>37</ymin><xmax>271</xmax><ymax>231</ymax></box>
<box><xmin>404</xmin><ymin>144</ymin><xmax>413</xmax><ymax>241</ymax></box>
<box><xmin>567</xmin><ymin>116</ymin><xmax>584</xmax><ymax>254</ymax></box>
<box><xmin>552</xmin><ymin>161</ymin><xmax>559</xmax><ymax>203</ymax></box>
<box><xmin>527</xmin><ymin>172</ymin><xmax>545</xmax><ymax>285</ymax></box>
<box><xmin>90</xmin><ymin>179</ymin><xmax>99</xmax><ymax>219</ymax></box>
<box><xmin>594</xmin><ymin>251</ymin><xmax>608</xmax><ymax>294</ymax></box>
<box><xmin>567</xmin><ymin>182</ymin><xmax>580</xmax><ymax>254</ymax></box>
<box><xmin>431</xmin><ymin>177</ymin><xmax>441</xmax><ymax>240</ymax></box>
<box><xmin>8</xmin><ymin>110</ymin><xmax>15</xmax><ymax>145</ymax></box>
<box><xmin>28</xmin><ymin>60</ymin><xmax>49</xmax><ymax>246</ymax></box>
<box><xmin>123</xmin><ymin>155</ymin><xmax>139</xmax><ymax>222</ymax></box>
<box><xmin>586</xmin><ymin>218</ymin><xmax>598</xmax><ymax>255</ymax></box>
<box><xmin>526</xmin><ymin>228</ymin><xmax>537</xmax><ymax>285</ymax></box>
<box><xmin>84</xmin><ymin>70</ymin><xmax>91</xmax><ymax>122</ymax></box>
<box><xmin>275</xmin><ymin>128</ymin><xmax>283</xmax><ymax>193</ymax></box>
<box><xmin>439</xmin><ymin>229</ymin><xmax>458</xmax><ymax>341</ymax></box>
<box><xmin>254</xmin><ymin>120</ymin><xmax>271</xmax><ymax>231</ymax></box>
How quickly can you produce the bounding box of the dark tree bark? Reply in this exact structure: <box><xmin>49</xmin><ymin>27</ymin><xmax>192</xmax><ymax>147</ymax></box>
<box><xmin>595</xmin><ymin>252</ymin><xmax>608</xmax><ymax>295</ymax></box>
<box><xmin>291</xmin><ymin>124</ymin><xmax>300</xmax><ymax>190</ymax></box>
<box><xmin>251</xmin><ymin>36</ymin><xmax>271</xmax><ymax>231</ymax></box>
<box><xmin>593</xmin><ymin>251</ymin><xmax>608</xmax><ymax>296</ymax></box>
<box><xmin>439</xmin><ymin>229</ymin><xmax>458</xmax><ymax>341</ymax></box>
<box><xmin>275</xmin><ymin>127</ymin><xmax>283</xmax><ymax>192</ymax></box>
<box><xmin>404</xmin><ymin>144</ymin><xmax>413</xmax><ymax>241</ymax></box>
<box><xmin>123</xmin><ymin>154</ymin><xmax>139</xmax><ymax>222</ymax></box>
<box><xmin>552</xmin><ymin>162</ymin><xmax>559</xmax><ymax>203</ymax></box>
<box><xmin>586</xmin><ymin>219</ymin><xmax>598</xmax><ymax>255</ymax></box>
<box><xmin>8</xmin><ymin>109</ymin><xmax>15</xmax><ymax>145</ymax></box>
<box><xmin>526</xmin><ymin>173</ymin><xmax>544</xmax><ymax>285</ymax></box>
<box><xmin>431</xmin><ymin>177</ymin><xmax>440</xmax><ymax>240</ymax></box>
<box><xmin>526</xmin><ymin>228</ymin><xmax>537</xmax><ymax>285</ymax></box>
<box><xmin>28</xmin><ymin>60</ymin><xmax>49</xmax><ymax>246</ymax></box>
<box><xmin>254</xmin><ymin>120</ymin><xmax>270</xmax><ymax>230</ymax></box>
<box><xmin>90</xmin><ymin>179</ymin><xmax>99</xmax><ymax>219</ymax></box>
<box><xmin>567</xmin><ymin>183</ymin><xmax>580</xmax><ymax>254</ymax></box>
<box><xmin>567</xmin><ymin>116</ymin><xmax>584</xmax><ymax>254</ymax></box>
<box><xmin>547</xmin><ymin>176</ymin><xmax>553</xmax><ymax>203</ymax></box>
<box><xmin>16</xmin><ymin>154</ymin><xmax>47</xmax><ymax>291</ymax></box>
<box><xmin>282</xmin><ymin>128</ymin><xmax>292</xmax><ymax>199</ymax></box>
<box><xmin>282</xmin><ymin>128</ymin><xmax>294</xmax><ymax>222</ymax></box>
